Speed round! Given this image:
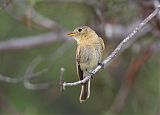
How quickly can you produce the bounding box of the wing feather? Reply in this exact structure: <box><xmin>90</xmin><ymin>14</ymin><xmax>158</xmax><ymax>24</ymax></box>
<box><xmin>76</xmin><ymin>46</ymin><xmax>83</xmax><ymax>80</ymax></box>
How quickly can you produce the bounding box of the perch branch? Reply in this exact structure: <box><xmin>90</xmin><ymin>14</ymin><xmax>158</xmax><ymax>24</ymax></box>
<box><xmin>61</xmin><ymin>5</ymin><xmax>160</xmax><ymax>90</ymax></box>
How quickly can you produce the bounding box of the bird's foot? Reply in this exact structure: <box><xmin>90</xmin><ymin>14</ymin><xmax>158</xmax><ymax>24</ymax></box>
<box><xmin>98</xmin><ymin>63</ymin><xmax>105</xmax><ymax>69</ymax></box>
<box><xmin>89</xmin><ymin>72</ymin><xmax>95</xmax><ymax>79</ymax></box>
<box><xmin>81</xmin><ymin>83</ymin><xmax>84</xmax><ymax>85</ymax></box>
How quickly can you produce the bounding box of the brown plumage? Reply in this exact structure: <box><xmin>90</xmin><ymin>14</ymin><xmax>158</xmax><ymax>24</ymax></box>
<box><xmin>67</xmin><ymin>26</ymin><xmax>105</xmax><ymax>103</ymax></box>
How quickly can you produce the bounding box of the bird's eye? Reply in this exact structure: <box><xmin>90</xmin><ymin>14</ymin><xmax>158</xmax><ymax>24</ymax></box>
<box><xmin>78</xmin><ymin>28</ymin><xmax>82</xmax><ymax>32</ymax></box>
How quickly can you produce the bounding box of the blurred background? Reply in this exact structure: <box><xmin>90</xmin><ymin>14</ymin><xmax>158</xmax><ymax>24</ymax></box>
<box><xmin>0</xmin><ymin>0</ymin><xmax>160</xmax><ymax>115</ymax></box>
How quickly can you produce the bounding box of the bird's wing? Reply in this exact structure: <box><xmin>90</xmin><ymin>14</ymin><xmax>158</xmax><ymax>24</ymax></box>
<box><xmin>76</xmin><ymin>46</ymin><xmax>83</xmax><ymax>80</ymax></box>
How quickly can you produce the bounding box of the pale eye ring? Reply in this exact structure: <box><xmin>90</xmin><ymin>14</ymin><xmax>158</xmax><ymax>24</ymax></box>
<box><xmin>78</xmin><ymin>28</ymin><xmax>82</xmax><ymax>32</ymax></box>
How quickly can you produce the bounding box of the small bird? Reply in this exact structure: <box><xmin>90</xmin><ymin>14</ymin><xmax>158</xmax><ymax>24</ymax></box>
<box><xmin>67</xmin><ymin>26</ymin><xmax>105</xmax><ymax>103</ymax></box>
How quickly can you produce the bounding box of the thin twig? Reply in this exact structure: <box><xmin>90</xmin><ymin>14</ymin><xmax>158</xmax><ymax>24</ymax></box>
<box><xmin>62</xmin><ymin>6</ymin><xmax>160</xmax><ymax>89</ymax></box>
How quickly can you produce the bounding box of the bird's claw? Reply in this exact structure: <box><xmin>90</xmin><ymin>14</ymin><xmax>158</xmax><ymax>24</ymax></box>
<box><xmin>98</xmin><ymin>63</ymin><xmax>105</xmax><ymax>69</ymax></box>
<box><xmin>89</xmin><ymin>72</ymin><xmax>95</xmax><ymax>79</ymax></box>
<box><xmin>81</xmin><ymin>83</ymin><xmax>84</xmax><ymax>85</ymax></box>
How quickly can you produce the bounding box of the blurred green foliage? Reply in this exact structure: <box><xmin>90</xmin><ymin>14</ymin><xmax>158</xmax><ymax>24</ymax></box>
<box><xmin>0</xmin><ymin>0</ymin><xmax>159</xmax><ymax>115</ymax></box>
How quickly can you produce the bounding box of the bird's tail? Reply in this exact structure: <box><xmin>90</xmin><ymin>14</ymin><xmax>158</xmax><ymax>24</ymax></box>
<box><xmin>79</xmin><ymin>79</ymin><xmax>90</xmax><ymax>103</ymax></box>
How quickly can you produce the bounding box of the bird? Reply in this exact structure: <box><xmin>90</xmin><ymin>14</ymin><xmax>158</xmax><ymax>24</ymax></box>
<box><xmin>67</xmin><ymin>26</ymin><xmax>105</xmax><ymax>103</ymax></box>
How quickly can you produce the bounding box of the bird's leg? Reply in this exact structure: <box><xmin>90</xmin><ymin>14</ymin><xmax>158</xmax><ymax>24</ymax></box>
<box><xmin>98</xmin><ymin>63</ymin><xmax>105</xmax><ymax>69</ymax></box>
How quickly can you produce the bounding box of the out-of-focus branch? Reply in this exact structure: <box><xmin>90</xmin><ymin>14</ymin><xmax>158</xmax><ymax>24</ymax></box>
<box><xmin>0</xmin><ymin>20</ymin><xmax>152</xmax><ymax>52</ymax></box>
<box><xmin>0</xmin><ymin>1</ymin><xmax>72</xmax><ymax>52</ymax></box>
<box><xmin>0</xmin><ymin>21</ymin><xmax>153</xmax><ymax>52</ymax></box>
<box><xmin>0</xmin><ymin>74</ymin><xmax>22</xmax><ymax>83</ymax></box>
<box><xmin>23</xmin><ymin>56</ymin><xmax>50</xmax><ymax>90</ymax></box>
<box><xmin>3</xmin><ymin>0</ymin><xmax>65</xmax><ymax>30</ymax></box>
<box><xmin>27</xmin><ymin>8</ymin><xmax>65</xmax><ymax>30</ymax></box>
<box><xmin>22</xmin><ymin>41</ymin><xmax>73</xmax><ymax>90</ymax></box>
<box><xmin>0</xmin><ymin>0</ymin><xmax>154</xmax><ymax>52</ymax></box>
<box><xmin>61</xmin><ymin>6</ymin><xmax>160</xmax><ymax>90</ymax></box>
<box><xmin>0</xmin><ymin>40</ymin><xmax>73</xmax><ymax>90</ymax></box>
<box><xmin>44</xmin><ymin>0</ymin><xmax>153</xmax><ymax>40</ymax></box>
<box><xmin>0</xmin><ymin>32</ymin><xmax>70</xmax><ymax>52</ymax></box>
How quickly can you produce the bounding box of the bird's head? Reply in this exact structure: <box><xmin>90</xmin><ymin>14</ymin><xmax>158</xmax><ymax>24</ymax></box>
<box><xmin>67</xmin><ymin>26</ymin><xmax>96</xmax><ymax>42</ymax></box>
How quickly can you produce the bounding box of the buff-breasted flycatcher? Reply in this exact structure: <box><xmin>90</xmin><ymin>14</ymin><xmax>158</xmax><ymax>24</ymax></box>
<box><xmin>67</xmin><ymin>26</ymin><xmax>105</xmax><ymax>103</ymax></box>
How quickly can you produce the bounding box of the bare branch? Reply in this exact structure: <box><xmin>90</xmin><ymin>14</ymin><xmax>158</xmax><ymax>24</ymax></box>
<box><xmin>62</xmin><ymin>6</ymin><xmax>160</xmax><ymax>89</ymax></box>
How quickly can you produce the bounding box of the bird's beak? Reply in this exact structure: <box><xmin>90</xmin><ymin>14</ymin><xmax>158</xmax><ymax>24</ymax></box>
<box><xmin>67</xmin><ymin>32</ymin><xmax>77</xmax><ymax>37</ymax></box>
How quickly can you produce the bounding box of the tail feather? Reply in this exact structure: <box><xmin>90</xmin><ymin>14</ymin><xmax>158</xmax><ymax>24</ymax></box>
<box><xmin>80</xmin><ymin>80</ymin><xmax>90</xmax><ymax>103</ymax></box>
